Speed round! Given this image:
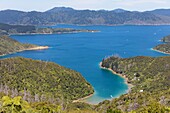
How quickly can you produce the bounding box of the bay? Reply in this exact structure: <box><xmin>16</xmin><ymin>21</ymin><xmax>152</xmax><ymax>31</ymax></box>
<box><xmin>1</xmin><ymin>25</ymin><xmax>169</xmax><ymax>104</ymax></box>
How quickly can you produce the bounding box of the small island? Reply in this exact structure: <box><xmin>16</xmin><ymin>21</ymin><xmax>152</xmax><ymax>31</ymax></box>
<box><xmin>153</xmin><ymin>35</ymin><xmax>170</xmax><ymax>54</ymax></box>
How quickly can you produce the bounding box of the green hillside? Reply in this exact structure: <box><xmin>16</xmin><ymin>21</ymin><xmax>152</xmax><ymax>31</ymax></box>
<box><xmin>99</xmin><ymin>56</ymin><xmax>170</xmax><ymax>112</ymax></box>
<box><xmin>0</xmin><ymin>57</ymin><xmax>94</xmax><ymax>102</ymax></box>
<box><xmin>0</xmin><ymin>57</ymin><xmax>94</xmax><ymax>113</ymax></box>
<box><xmin>0</xmin><ymin>35</ymin><xmax>37</xmax><ymax>56</ymax></box>
<box><xmin>1</xmin><ymin>55</ymin><xmax>170</xmax><ymax>112</ymax></box>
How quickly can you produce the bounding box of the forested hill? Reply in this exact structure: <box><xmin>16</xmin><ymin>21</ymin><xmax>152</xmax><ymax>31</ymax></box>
<box><xmin>0</xmin><ymin>7</ymin><xmax>170</xmax><ymax>25</ymax></box>
<box><xmin>0</xmin><ymin>35</ymin><xmax>38</xmax><ymax>56</ymax></box>
<box><xmin>0</xmin><ymin>57</ymin><xmax>94</xmax><ymax>112</ymax></box>
<box><xmin>99</xmin><ymin>56</ymin><xmax>170</xmax><ymax>112</ymax></box>
<box><xmin>0</xmin><ymin>57</ymin><xmax>94</xmax><ymax>102</ymax></box>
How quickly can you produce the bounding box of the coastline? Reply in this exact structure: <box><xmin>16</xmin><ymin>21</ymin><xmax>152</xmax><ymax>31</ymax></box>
<box><xmin>56</xmin><ymin>23</ymin><xmax>170</xmax><ymax>27</ymax></box>
<box><xmin>9</xmin><ymin>30</ymin><xmax>99</xmax><ymax>36</ymax></box>
<box><xmin>72</xmin><ymin>93</ymin><xmax>94</xmax><ymax>103</ymax></box>
<box><xmin>99</xmin><ymin>62</ymin><xmax>133</xmax><ymax>93</ymax></box>
<box><xmin>0</xmin><ymin>46</ymin><xmax>49</xmax><ymax>57</ymax></box>
<box><xmin>151</xmin><ymin>48</ymin><xmax>170</xmax><ymax>55</ymax></box>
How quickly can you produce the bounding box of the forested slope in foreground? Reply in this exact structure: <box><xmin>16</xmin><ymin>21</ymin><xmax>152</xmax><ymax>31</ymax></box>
<box><xmin>0</xmin><ymin>56</ymin><xmax>170</xmax><ymax>113</ymax></box>
<box><xmin>0</xmin><ymin>57</ymin><xmax>94</xmax><ymax>113</ymax></box>
<box><xmin>99</xmin><ymin>56</ymin><xmax>170</xmax><ymax>112</ymax></box>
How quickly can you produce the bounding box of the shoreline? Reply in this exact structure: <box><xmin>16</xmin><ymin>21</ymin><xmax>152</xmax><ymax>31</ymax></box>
<box><xmin>99</xmin><ymin>62</ymin><xmax>133</xmax><ymax>93</ymax></box>
<box><xmin>0</xmin><ymin>46</ymin><xmax>49</xmax><ymax>57</ymax></box>
<box><xmin>72</xmin><ymin>93</ymin><xmax>94</xmax><ymax>103</ymax></box>
<box><xmin>151</xmin><ymin>48</ymin><xmax>170</xmax><ymax>55</ymax></box>
<box><xmin>9</xmin><ymin>30</ymin><xmax>99</xmax><ymax>36</ymax></box>
<box><xmin>52</xmin><ymin>23</ymin><xmax>170</xmax><ymax>27</ymax></box>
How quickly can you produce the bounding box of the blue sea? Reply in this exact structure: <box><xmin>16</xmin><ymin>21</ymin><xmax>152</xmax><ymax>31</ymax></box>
<box><xmin>1</xmin><ymin>25</ymin><xmax>170</xmax><ymax>104</ymax></box>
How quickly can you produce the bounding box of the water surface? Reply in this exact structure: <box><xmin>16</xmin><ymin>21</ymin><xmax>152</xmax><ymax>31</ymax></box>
<box><xmin>1</xmin><ymin>25</ymin><xmax>169</xmax><ymax>104</ymax></box>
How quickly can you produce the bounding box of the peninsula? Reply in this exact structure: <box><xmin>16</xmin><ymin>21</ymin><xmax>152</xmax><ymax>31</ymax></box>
<box><xmin>0</xmin><ymin>23</ymin><xmax>99</xmax><ymax>35</ymax></box>
<box><xmin>153</xmin><ymin>35</ymin><xmax>170</xmax><ymax>54</ymax></box>
<box><xmin>98</xmin><ymin>56</ymin><xmax>170</xmax><ymax>112</ymax></box>
<box><xmin>0</xmin><ymin>35</ymin><xmax>49</xmax><ymax>56</ymax></box>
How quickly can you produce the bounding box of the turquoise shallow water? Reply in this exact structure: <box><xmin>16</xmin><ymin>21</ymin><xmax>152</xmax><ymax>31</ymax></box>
<box><xmin>1</xmin><ymin>25</ymin><xmax>170</xmax><ymax>104</ymax></box>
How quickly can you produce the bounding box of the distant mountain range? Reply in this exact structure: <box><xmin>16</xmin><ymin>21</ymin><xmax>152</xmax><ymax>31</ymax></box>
<box><xmin>147</xmin><ymin>9</ymin><xmax>170</xmax><ymax>17</ymax></box>
<box><xmin>0</xmin><ymin>7</ymin><xmax>170</xmax><ymax>25</ymax></box>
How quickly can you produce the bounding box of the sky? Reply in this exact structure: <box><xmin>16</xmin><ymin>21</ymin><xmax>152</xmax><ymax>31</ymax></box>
<box><xmin>0</xmin><ymin>0</ymin><xmax>170</xmax><ymax>12</ymax></box>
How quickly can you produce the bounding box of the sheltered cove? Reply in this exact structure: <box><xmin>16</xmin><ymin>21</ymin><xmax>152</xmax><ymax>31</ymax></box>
<box><xmin>99</xmin><ymin>62</ymin><xmax>133</xmax><ymax>93</ymax></box>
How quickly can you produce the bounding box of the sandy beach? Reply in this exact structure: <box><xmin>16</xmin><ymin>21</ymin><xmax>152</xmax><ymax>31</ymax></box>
<box><xmin>72</xmin><ymin>93</ymin><xmax>94</xmax><ymax>103</ymax></box>
<box><xmin>26</xmin><ymin>46</ymin><xmax>49</xmax><ymax>50</ymax></box>
<box><xmin>99</xmin><ymin>62</ymin><xmax>133</xmax><ymax>93</ymax></box>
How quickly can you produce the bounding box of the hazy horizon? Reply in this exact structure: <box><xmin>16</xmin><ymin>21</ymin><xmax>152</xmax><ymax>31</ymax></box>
<box><xmin>0</xmin><ymin>0</ymin><xmax>170</xmax><ymax>12</ymax></box>
<box><xmin>0</xmin><ymin>6</ymin><xmax>170</xmax><ymax>12</ymax></box>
